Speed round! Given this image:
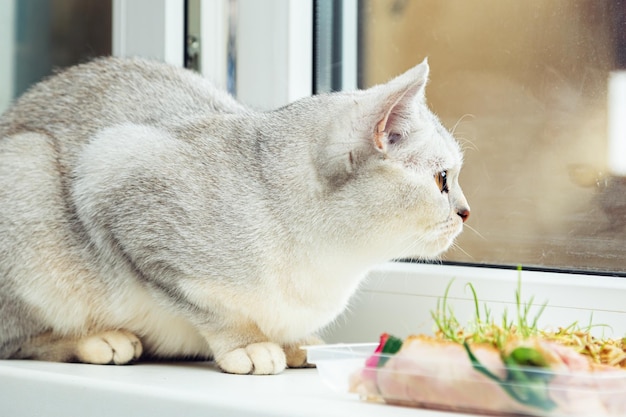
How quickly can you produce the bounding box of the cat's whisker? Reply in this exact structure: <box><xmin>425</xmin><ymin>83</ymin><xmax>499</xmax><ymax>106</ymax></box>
<box><xmin>456</xmin><ymin>136</ymin><xmax>479</xmax><ymax>153</ymax></box>
<box><xmin>450</xmin><ymin>241</ymin><xmax>474</xmax><ymax>260</ymax></box>
<box><xmin>430</xmin><ymin>257</ymin><xmax>444</xmax><ymax>265</ymax></box>
<box><xmin>450</xmin><ymin>113</ymin><xmax>475</xmax><ymax>136</ymax></box>
<box><xmin>463</xmin><ymin>223</ymin><xmax>486</xmax><ymax>240</ymax></box>
<box><xmin>449</xmin><ymin>115</ymin><xmax>479</xmax><ymax>154</ymax></box>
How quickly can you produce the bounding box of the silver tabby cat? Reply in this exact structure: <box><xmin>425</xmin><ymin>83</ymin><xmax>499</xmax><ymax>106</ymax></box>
<box><xmin>0</xmin><ymin>57</ymin><xmax>469</xmax><ymax>374</ymax></box>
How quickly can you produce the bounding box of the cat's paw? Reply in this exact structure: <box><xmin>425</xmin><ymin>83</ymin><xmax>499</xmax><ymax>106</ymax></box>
<box><xmin>284</xmin><ymin>335</ymin><xmax>324</xmax><ymax>368</ymax></box>
<box><xmin>217</xmin><ymin>342</ymin><xmax>286</xmax><ymax>375</ymax></box>
<box><xmin>75</xmin><ymin>330</ymin><xmax>143</xmax><ymax>365</ymax></box>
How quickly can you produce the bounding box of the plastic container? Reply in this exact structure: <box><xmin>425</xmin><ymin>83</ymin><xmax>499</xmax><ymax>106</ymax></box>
<box><xmin>305</xmin><ymin>342</ymin><xmax>626</xmax><ymax>417</ymax></box>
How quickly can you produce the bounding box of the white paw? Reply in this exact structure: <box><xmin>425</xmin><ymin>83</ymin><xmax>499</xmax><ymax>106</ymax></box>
<box><xmin>75</xmin><ymin>330</ymin><xmax>143</xmax><ymax>365</ymax></box>
<box><xmin>217</xmin><ymin>342</ymin><xmax>286</xmax><ymax>375</ymax></box>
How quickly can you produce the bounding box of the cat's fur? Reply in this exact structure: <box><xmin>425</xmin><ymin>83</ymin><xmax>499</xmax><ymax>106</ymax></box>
<box><xmin>0</xmin><ymin>57</ymin><xmax>469</xmax><ymax>374</ymax></box>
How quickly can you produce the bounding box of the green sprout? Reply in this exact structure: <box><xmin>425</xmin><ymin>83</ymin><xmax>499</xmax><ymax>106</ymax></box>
<box><xmin>432</xmin><ymin>265</ymin><xmax>549</xmax><ymax>348</ymax></box>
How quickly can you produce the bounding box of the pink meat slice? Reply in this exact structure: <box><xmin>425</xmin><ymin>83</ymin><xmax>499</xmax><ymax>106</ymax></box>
<box><xmin>351</xmin><ymin>335</ymin><xmax>626</xmax><ymax>416</ymax></box>
<box><xmin>536</xmin><ymin>340</ymin><xmax>626</xmax><ymax>415</ymax></box>
<box><xmin>374</xmin><ymin>336</ymin><xmax>537</xmax><ymax>414</ymax></box>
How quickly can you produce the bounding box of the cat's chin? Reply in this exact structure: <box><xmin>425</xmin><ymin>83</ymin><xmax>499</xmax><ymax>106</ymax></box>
<box><xmin>398</xmin><ymin>244</ymin><xmax>452</xmax><ymax>261</ymax></box>
<box><xmin>406</xmin><ymin>228</ymin><xmax>462</xmax><ymax>259</ymax></box>
<box><xmin>414</xmin><ymin>247</ymin><xmax>452</xmax><ymax>260</ymax></box>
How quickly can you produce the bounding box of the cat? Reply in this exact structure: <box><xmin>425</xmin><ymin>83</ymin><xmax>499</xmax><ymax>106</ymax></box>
<box><xmin>0</xmin><ymin>56</ymin><xmax>469</xmax><ymax>374</ymax></box>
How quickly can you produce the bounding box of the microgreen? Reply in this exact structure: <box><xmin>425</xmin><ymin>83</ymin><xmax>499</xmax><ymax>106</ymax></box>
<box><xmin>430</xmin><ymin>279</ymin><xmax>463</xmax><ymax>343</ymax></box>
<box><xmin>432</xmin><ymin>265</ymin><xmax>549</xmax><ymax>348</ymax></box>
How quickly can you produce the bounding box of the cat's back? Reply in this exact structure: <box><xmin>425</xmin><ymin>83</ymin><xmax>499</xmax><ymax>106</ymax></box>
<box><xmin>0</xmin><ymin>56</ymin><xmax>246</xmax><ymax>141</ymax></box>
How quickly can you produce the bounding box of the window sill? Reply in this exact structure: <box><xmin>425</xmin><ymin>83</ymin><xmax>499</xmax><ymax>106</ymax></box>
<box><xmin>0</xmin><ymin>359</ymin><xmax>467</xmax><ymax>417</ymax></box>
<box><xmin>2</xmin><ymin>262</ymin><xmax>624</xmax><ymax>416</ymax></box>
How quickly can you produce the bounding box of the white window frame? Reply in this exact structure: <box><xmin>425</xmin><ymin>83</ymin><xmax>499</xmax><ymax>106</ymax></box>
<box><xmin>113</xmin><ymin>0</ymin><xmax>185</xmax><ymax>67</ymax></box>
<box><xmin>195</xmin><ymin>0</ymin><xmax>229</xmax><ymax>90</ymax></box>
<box><xmin>235</xmin><ymin>0</ymin><xmax>313</xmax><ymax>109</ymax></box>
<box><xmin>113</xmin><ymin>0</ymin><xmax>312</xmax><ymax>109</ymax></box>
<box><xmin>111</xmin><ymin>0</ymin><xmax>626</xmax><ymax>341</ymax></box>
<box><xmin>340</xmin><ymin>0</ymin><xmax>359</xmax><ymax>91</ymax></box>
<box><xmin>0</xmin><ymin>0</ymin><xmax>16</xmax><ymax>113</ymax></box>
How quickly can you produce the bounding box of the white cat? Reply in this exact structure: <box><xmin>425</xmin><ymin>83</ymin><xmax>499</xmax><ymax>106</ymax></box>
<box><xmin>0</xmin><ymin>57</ymin><xmax>469</xmax><ymax>374</ymax></box>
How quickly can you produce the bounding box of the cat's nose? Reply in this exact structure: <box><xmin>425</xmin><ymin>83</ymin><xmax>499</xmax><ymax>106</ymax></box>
<box><xmin>457</xmin><ymin>207</ymin><xmax>470</xmax><ymax>223</ymax></box>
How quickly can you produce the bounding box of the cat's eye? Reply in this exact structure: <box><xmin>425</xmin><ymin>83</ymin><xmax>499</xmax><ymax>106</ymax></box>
<box><xmin>435</xmin><ymin>170</ymin><xmax>449</xmax><ymax>193</ymax></box>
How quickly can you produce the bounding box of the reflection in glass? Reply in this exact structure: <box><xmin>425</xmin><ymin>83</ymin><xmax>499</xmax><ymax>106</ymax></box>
<box><xmin>2</xmin><ymin>0</ymin><xmax>111</xmax><ymax>112</ymax></box>
<box><xmin>359</xmin><ymin>1</ymin><xmax>626</xmax><ymax>274</ymax></box>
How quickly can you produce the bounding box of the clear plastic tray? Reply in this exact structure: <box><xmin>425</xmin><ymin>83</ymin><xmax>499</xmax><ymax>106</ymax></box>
<box><xmin>305</xmin><ymin>342</ymin><xmax>626</xmax><ymax>417</ymax></box>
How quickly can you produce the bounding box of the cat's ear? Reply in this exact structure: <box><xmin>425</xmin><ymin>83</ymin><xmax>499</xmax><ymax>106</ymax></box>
<box><xmin>368</xmin><ymin>58</ymin><xmax>429</xmax><ymax>153</ymax></box>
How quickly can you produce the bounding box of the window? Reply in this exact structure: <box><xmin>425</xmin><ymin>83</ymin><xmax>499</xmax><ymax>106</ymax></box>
<box><xmin>3</xmin><ymin>0</ymin><xmax>625</xmax><ymax>350</ymax></box>
<box><xmin>357</xmin><ymin>1</ymin><xmax>626</xmax><ymax>275</ymax></box>
<box><xmin>5</xmin><ymin>1</ymin><xmax>625</xmax><ymax>278</ymax></box>
<box><xmin>220</xmin><ymin>1</ymin><xmax>626</xmax><ymax>276</ymax></box>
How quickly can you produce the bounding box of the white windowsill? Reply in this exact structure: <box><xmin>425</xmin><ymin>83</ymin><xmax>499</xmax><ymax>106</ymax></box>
<box><xmin>2</xmin><ymin>262</ymin><xmax>625</xmax><ymax>416</ymax></box>
<box><xmin>0</xmin><ymin>359</ymin><xmax>469</xmax><ymax>417</ymax></box>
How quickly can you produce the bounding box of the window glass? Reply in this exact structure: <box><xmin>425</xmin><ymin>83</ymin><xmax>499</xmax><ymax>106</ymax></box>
<box><xmin>1</xmin><ymin>0</ymin><xmax>111</xmax><ymax>113</ymax></box>
<box><xmin>358</xmin><ymin>1</ymin><xmax>626</xmax><ymax>275</ymax></box>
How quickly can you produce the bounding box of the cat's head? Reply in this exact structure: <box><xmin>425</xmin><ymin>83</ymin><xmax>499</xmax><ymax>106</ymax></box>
<box><xmin>312</xmin><ymin>59</ymin><xmax>470</xmax><ymax>260</ymax></box>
